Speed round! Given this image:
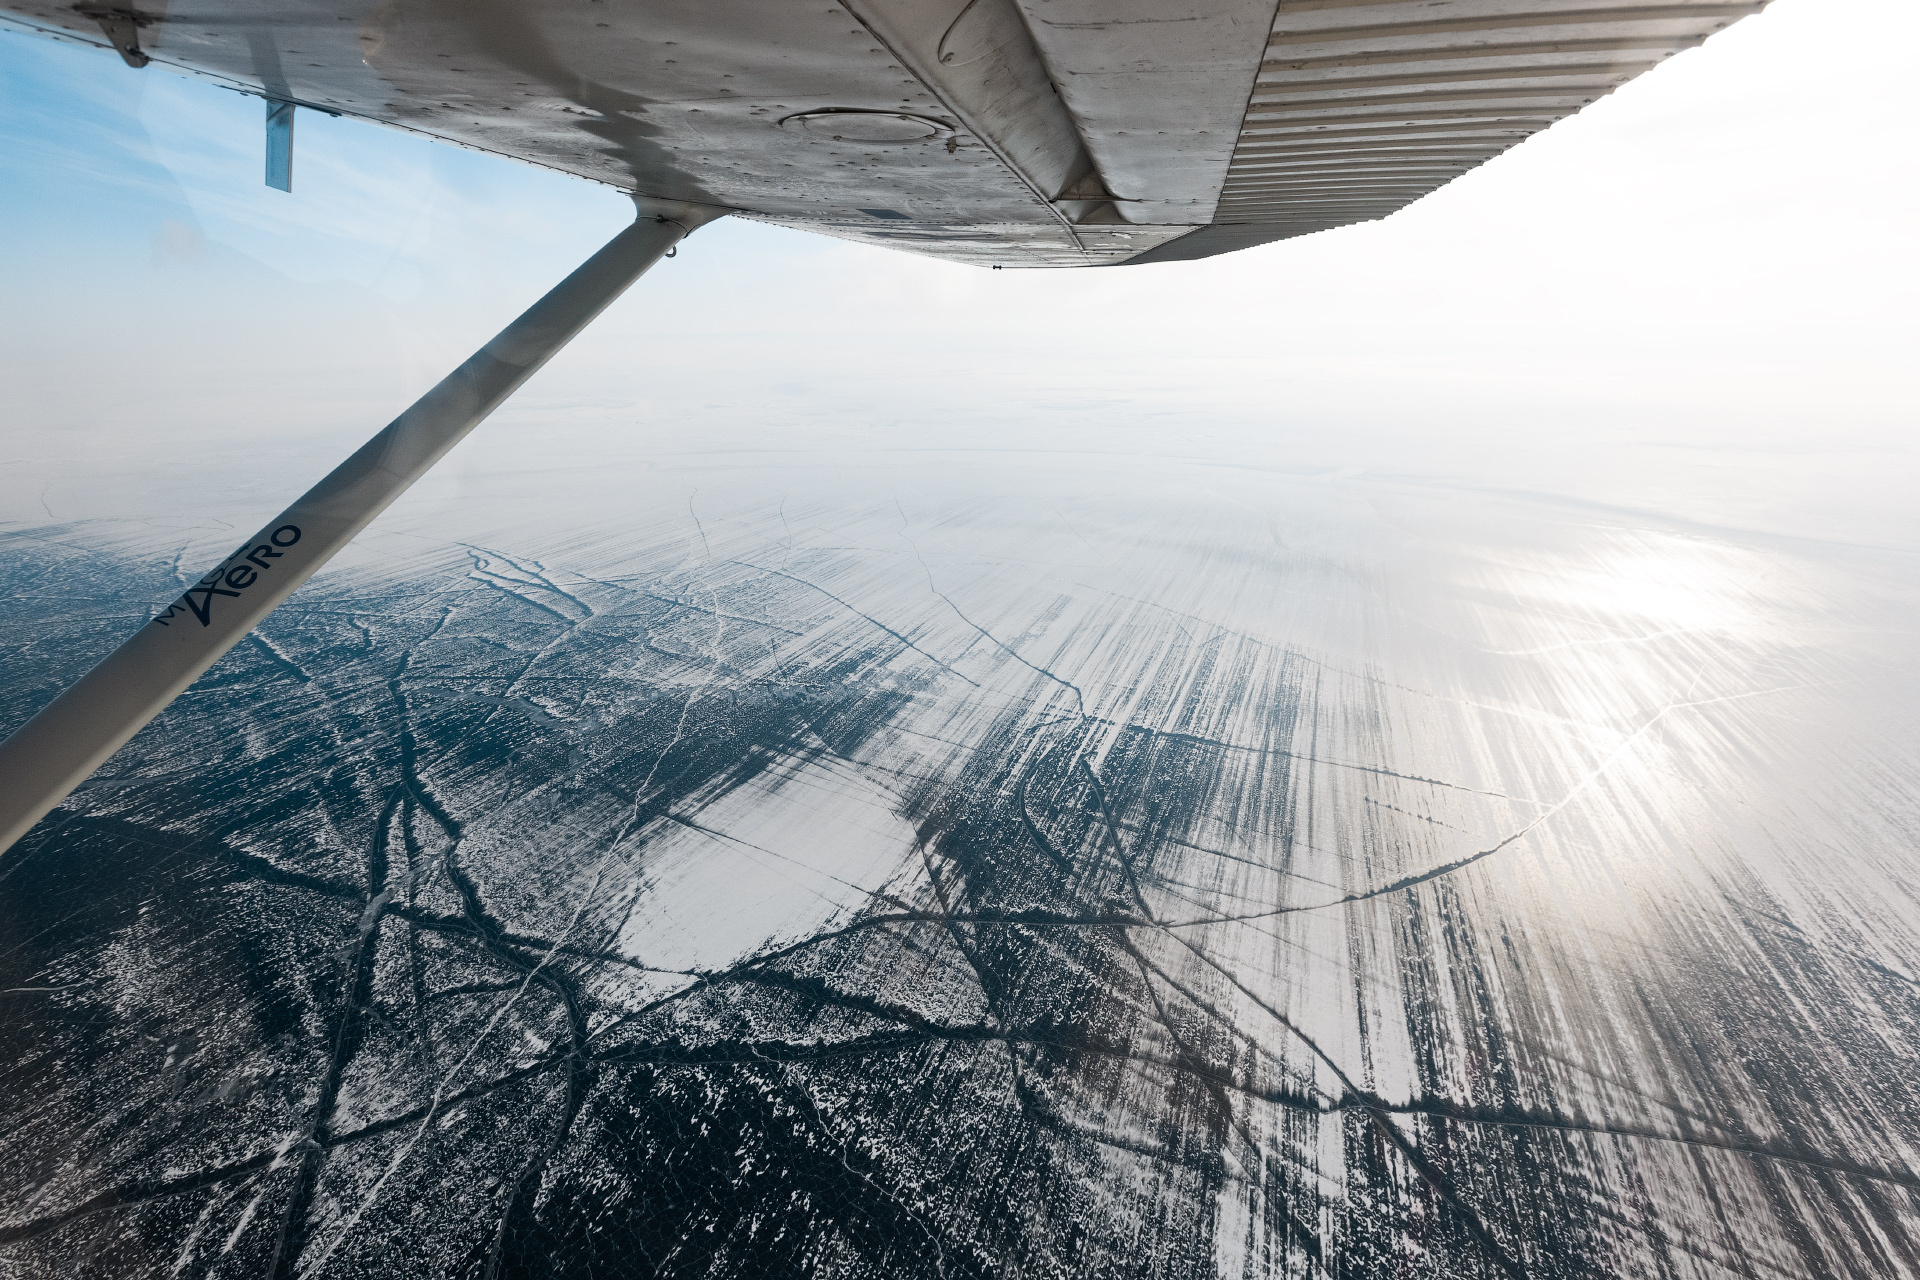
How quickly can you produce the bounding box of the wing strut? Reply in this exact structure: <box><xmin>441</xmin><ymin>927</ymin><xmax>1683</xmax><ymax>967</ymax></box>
<box><xmin>0</xmin><ymin>195</ymin><xmax>728</xmax><ymax>856</ymax></box>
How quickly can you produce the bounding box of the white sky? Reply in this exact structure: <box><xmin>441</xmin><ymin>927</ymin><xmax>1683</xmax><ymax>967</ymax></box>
<box><xmin>1</xmin><ymin>0</ymin><xmax>1915</xmax><ymax>549</ymax></box>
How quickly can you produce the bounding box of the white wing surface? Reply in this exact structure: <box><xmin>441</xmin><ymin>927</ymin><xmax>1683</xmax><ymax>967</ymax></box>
<box><xmin>4</xmin><ymin>0</ymin><xmax>1765</xmax><ymax>265</ymax></box>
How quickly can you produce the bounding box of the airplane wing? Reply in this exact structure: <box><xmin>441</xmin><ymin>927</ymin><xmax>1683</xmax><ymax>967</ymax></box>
<box><xmin>4</xmin><ymin>0</ymin><xmax>1765</xmax><ymax>268</ymax></box>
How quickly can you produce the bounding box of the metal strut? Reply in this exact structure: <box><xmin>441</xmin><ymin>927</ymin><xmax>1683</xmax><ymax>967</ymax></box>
<box><xmin>0</xmin><ymin>196</ymin><xmax>728</xmax><ymax>856</ymax></box>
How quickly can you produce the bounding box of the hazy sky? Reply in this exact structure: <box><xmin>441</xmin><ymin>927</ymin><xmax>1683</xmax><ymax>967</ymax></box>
<box><xmin>2</xmin><ymin>0</ymin><xmax>1915</xmax><ymax>550</ymax></box>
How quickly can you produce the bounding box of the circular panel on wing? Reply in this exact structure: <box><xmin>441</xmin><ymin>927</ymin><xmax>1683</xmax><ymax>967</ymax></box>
<box><xmin>779</xmin><ymin>110</ymin><xmax>953</xmax><ymax>143</ymax></box>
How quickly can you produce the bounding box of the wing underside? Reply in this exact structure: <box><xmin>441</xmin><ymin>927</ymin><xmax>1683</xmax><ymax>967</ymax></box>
<box><xmin>3</xmin><ymin>0</ymin><xmax>1764</xmax><ymax>265</ymax></box>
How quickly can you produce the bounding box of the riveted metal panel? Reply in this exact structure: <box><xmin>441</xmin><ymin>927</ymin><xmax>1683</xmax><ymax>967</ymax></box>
<box><xmin>0</xmin><ymin>0</ymin><xmax>1769</xmax><ymax>266</ymax></box>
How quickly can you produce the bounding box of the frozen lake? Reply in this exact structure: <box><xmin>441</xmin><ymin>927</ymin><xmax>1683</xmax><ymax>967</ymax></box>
<box><xmin>3</xmin><ymin>439</ymin><xmax>1919</xmax><ymax>1278</ymax></box>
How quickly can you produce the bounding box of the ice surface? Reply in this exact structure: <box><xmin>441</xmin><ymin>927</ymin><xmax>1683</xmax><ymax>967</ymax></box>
<box><xmin>2</xmin><ymin>454</ymin><xmax>1918</xmax><ymax>1278</ymax></box>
